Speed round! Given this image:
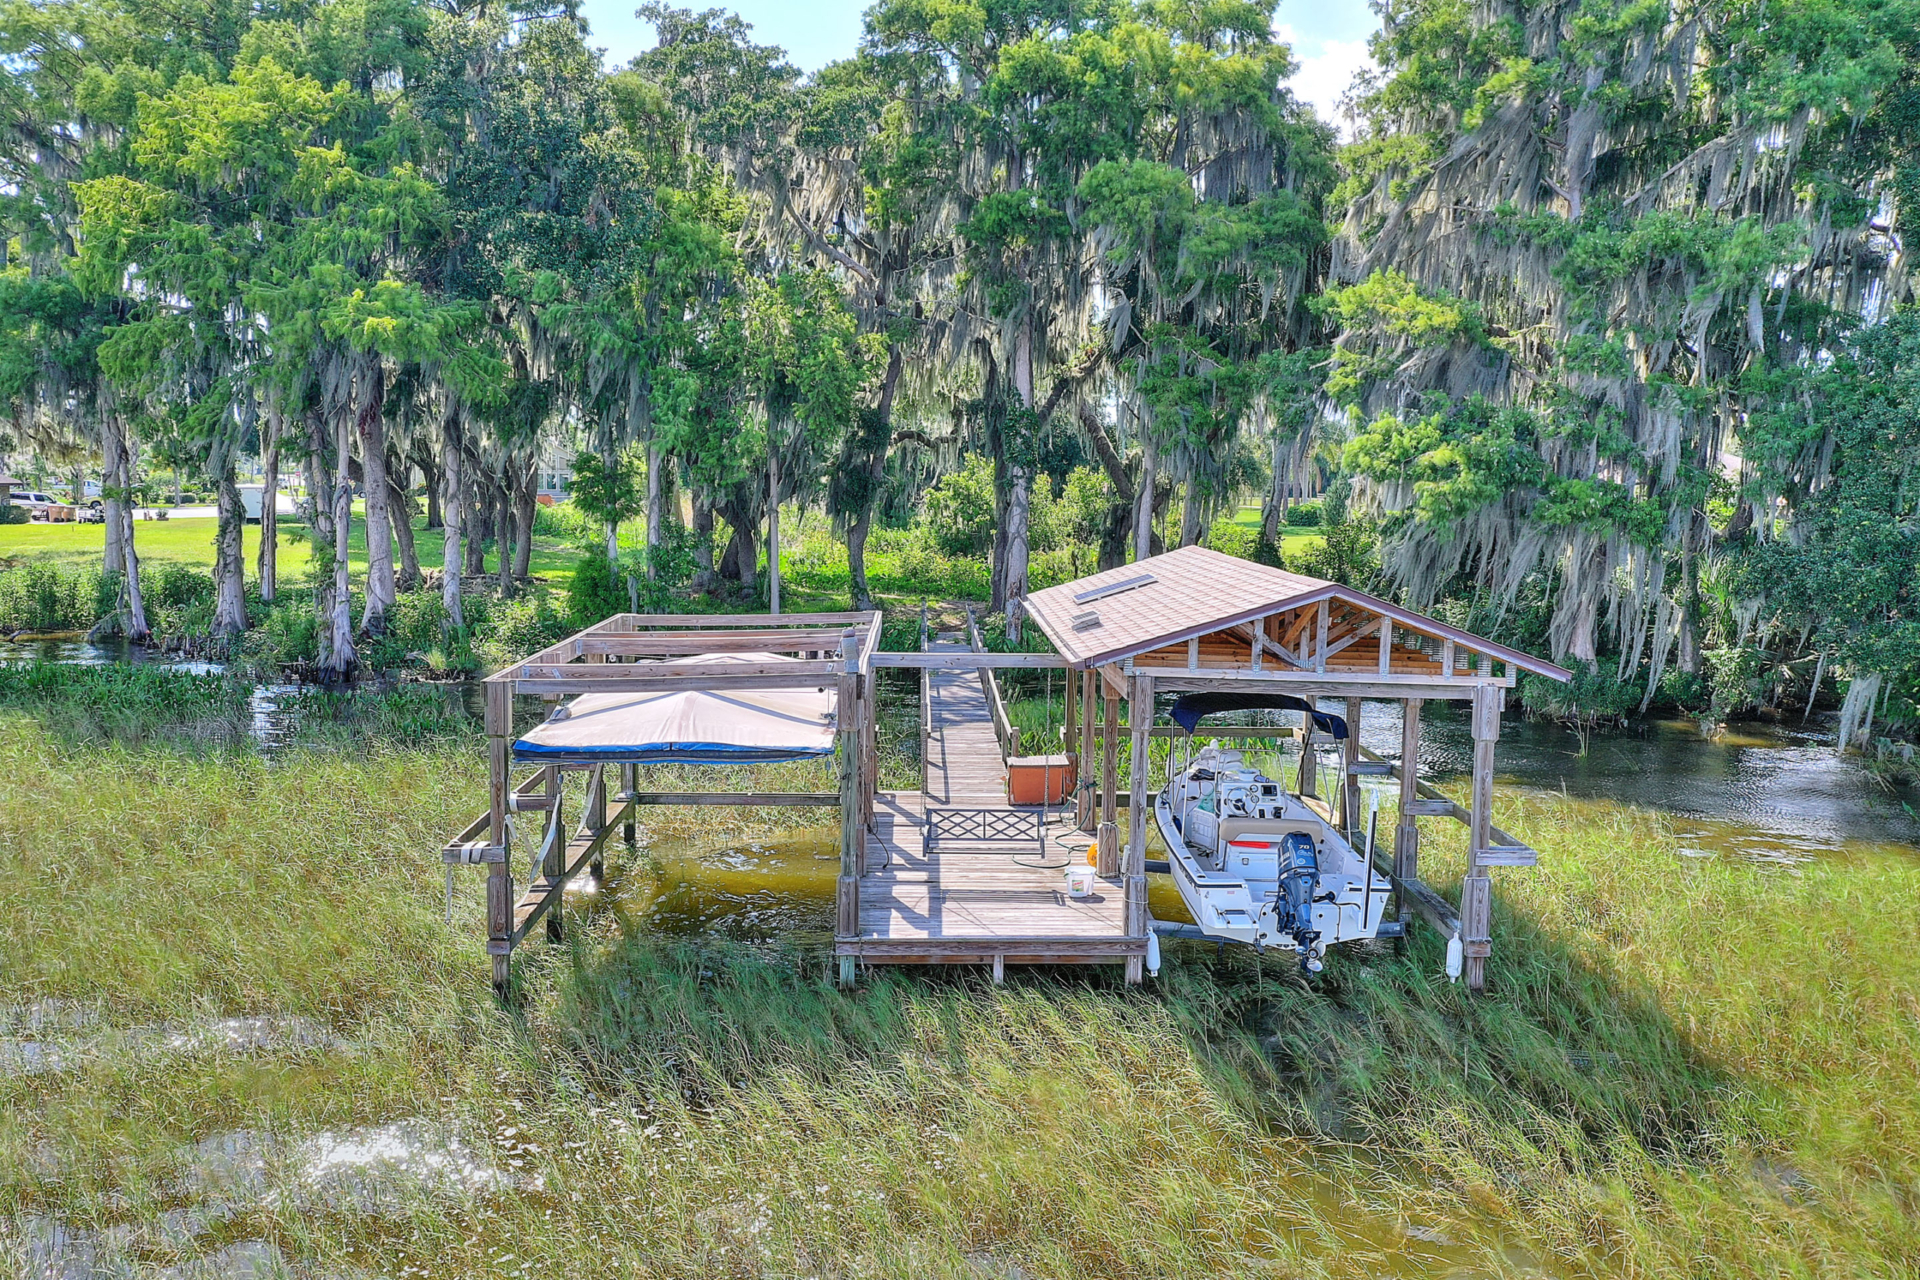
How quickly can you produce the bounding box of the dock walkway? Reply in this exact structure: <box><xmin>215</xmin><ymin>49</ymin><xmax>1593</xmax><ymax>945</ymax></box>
<box><xmin>840</xmin><ymin>638</ymin><xmax>1141</xmax><ymax>970</ymax></box>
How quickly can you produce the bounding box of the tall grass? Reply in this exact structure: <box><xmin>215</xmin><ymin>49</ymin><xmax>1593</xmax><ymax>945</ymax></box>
<box><xmin>0</xmin><ymin>701</ymin><xmax>1914</xmax><ymax>1277</ymax></box>
<box><xmin>0</xmin><ymin>561</ymin><xmax>116</xmax><ymax>632</ymax></box>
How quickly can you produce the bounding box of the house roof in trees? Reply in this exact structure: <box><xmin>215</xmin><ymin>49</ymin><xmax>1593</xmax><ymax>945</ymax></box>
<box><xmin>1024</xmin><ymin>545</ymin><xmax>1571</xmax><ymax>682</ymax></box>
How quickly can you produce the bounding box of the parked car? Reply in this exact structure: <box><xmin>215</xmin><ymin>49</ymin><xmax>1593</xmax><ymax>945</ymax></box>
<box><xmin>9</xmin><ymin>490</ymin><xmax>58</xmax><ymax>514</ymax></box>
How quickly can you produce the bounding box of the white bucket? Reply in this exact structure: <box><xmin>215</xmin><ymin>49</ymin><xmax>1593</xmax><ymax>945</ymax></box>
<box><xmin>1063</xmin><ymin>864</ymin><xmax>1096</xmax><ymax>898</ymax></box>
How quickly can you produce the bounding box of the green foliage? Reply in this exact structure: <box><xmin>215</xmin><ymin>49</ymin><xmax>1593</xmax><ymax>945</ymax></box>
<box><xmin>0</xmin><ymin>660</ymin><xmax>249</xmax><ymax>745</ymax></box>
<box><xmin>255</xmin><ymin>598</ymin><xmax>319</xmax><ymax>667</ymax></box>
<box><xmin>1658</xmin><ymin>668</ymin><xmax>1709</xmax><ymax>715</ymax></box>
<box><xmin>1704</xmin><ymin>646</ymin><xmax>1770</xmax><ymax>722</ymax></box>
<box><xmin>1521</xmin><ymin>661</ymin><xmax>1644</xmax><ymax>749</ymax></box>
<box><xmin>1202</xmin><ymin>516</ymin><xmax>1257</xmax><ymax>560</ymax></box>
<box><xmin>1284</xmin><ymin>500</ymin><xmax>1323</xmax><ymax>527</ymax></box>
<box><xmin>1294</xmin><ymin>516</ymin><xmax>1381</xmax><ymax>589</ymax></box>
<box><xmin>922</xmin><ymin>455</ymin><xmax>999</xmax><ymax>555</ymax></box>
<box><xmin>567</xmin><ymin>550</ymin><xmax>629</xmax><ymax>630</ymax></box>
<box><xmin>0</xmin><ymin>563</ymin><xmax>116</xmax><ymax>632</ymax></box>
<box><xmin>568</xmin><ymin>451</ymin><xmax>646</xmax><ymax>534</ymax></box>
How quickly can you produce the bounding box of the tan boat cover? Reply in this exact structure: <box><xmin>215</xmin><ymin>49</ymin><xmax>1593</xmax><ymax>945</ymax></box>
<box><xmin>513</xmin><ymin>653</ymin><xmax>837</xmax><ymax>764</ymax></box>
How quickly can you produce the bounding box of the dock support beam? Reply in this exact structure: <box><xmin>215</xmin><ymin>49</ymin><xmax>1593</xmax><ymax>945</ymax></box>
<box><xmin>1124</xmin><ymin>671</ymin><xmax>1152</xmax><ymax>984</ymax></box>
<box><xmin>836</xmin><ymin>629</ymin><xmax>861</xmax><ymax>987</ymax></box>
<box><xmin>620</xmin><ymin>761</ymin><xmax>636</xmax><ymax>853</ymax></box>
<box><xmin>544</xmin><ymin>764</ymin><xmax>564</xmax><ymax>943</ymax></box>
<box><xmin>1463</xmin><ymin>684</ymin><xmax>1501</xmax><ymax>991</ymax></box>
<box><xmin>1298</xmin><ymin>713</ymin><xmax>1317</xmax><ymax>799</ymax></box>
<box><xmin>1076</xmin><ymin>668</ymin><xmax>1097</xmax><ymax>831</ymax></box>
<box><xmin>1394</xmin><ymin>698</ymin><xmax>1422</xmax><ymax>929</ymax></box>
<box><xmin>1098</xmin><ymin>673</ymin><xmax>1120</xmax><ymax>877</ymax></box>
<box><xmin>1341</xmin><ymin>697</ymin><xmax>1362</xmax><ymax>836</ymax></box>
<box><xmin>485</xmin><ymin>678</ymin><xmax>512</xmax><ymax>998</ymax></box>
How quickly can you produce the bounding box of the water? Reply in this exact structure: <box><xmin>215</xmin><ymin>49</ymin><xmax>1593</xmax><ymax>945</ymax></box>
<box><xmin>0</xmin><ymin>634</ymin><xmax>224</xmax><ymax>674</ymax></box>
<box><xmin>1387</xmin><ymin>702</ymin><xmax>1920</xmax><ymax>862</ymax></box>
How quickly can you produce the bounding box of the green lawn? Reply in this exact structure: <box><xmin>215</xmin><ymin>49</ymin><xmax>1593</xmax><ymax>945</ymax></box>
<box><xmin>1225</xmin><ymin>505</ymin><xmax>1322</xmax><ymax>561</ymax></box>
<box><xmin>0</xmin><ymin>514</ymin><xmax>582</xmax><ymax>590</ymax></box>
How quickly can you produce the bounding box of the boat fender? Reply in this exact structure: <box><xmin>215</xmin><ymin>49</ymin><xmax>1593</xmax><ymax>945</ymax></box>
<box><xmin>1445</xmin><ymin>931</ymin><xmax>1463</xmax><ymax>982</ymax></box>
<box><xmin>1146</xmin><ymin>931</ymin><xmax>1161</xmax><ymax>978</ymax></box>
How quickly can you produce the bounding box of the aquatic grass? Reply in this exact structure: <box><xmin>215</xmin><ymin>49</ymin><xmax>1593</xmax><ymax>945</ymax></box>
<box><xmin>0</xmin><ymin>711</ymin><xmax>1916</xmax><ymax>1276</ymax></box>
<box><xmin>0</xmin><ymin>661</ymin><xmax>251</xmax><ymax>746</ymax></box>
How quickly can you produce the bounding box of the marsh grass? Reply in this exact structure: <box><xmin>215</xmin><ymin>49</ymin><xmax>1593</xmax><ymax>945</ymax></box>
<box><xmin>0</xmin><ymin>701</ymin><xmax>1914</xmax><ymax>1277</ymax></box>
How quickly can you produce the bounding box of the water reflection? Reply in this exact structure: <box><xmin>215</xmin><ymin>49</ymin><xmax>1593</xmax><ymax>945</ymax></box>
<box><xmin>0</xmin><ymin>635</ymin><xmax>224</xmax><ymax>674</ymax></box>
<box><xmin>606</xmin><ymin>832</ymin><xmax>840</xmax><ymax>943</ymax></box>
<box><xmin>1396</xmin><ymin>702</ymin><xmax>1920</xmax><ymax>857</ymax></box>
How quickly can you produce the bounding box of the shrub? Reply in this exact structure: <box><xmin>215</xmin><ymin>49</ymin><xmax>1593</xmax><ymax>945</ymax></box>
<box><xmin>255</xmin><ymin>599</ymin><xmax>319</xmax><ymax>666</ymax></box>
<box><xmin>1657</xmin><ymin>667</ymin><xmax>1707</xmax><ymax>714</ymax></box>
<box><xmin>1521</xmin><ymin>661</ymin><xmax>1644</xmax><ymax>752</ymax></box>
<box><xmin>479</xmin><ymin>588</ymin><xmax>572</xmax><ymax>668</ymax></box>
<box><xmin>145</xmin><ymin>563</ymin><xmax>215</xmax><ymax>611</ymax></box>
<box><xmin>0</xmin><ymin>503</ymin><xmax>27</xmax><ymax>525</ymax></box>
<box><xmin>1705</xmin><ymin>645</ymin><xmax>1768</xmax><ymax>720</ymax></box>
<box><xmin>568</xmin><ymin>550</ymin><xmax>629</xmax><ymax>628</ymax></box>
<box><xmin>1203</xmin><ymin>516</ymin><xmax>1256</xmax><ymax>560</ymax></box>
<box><xmin>0</xmin><ymin>563</ymin><xmax>114</xmax><ymax>632</ymax></box>
<box><xmin>1284</xmin><ymin>499</ymin><xmax>1323</xmax><ymax>527</ymax></box>
<box><xmin>1294</xmin><ymin>517</ymin><xmax>1380</xmax><ymax>588</ymax></box>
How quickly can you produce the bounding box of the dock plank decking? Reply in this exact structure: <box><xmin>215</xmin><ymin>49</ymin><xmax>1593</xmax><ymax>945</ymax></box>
<box><xmin>840</xmin><ymin>638</ymin><xmax>1142</xmax><ymax>970</ymax></box>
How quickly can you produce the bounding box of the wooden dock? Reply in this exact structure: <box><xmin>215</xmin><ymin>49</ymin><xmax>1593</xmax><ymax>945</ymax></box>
<box><xmin>837</xmin><ymin>638</ymin><xmax>1143</xmax><ymax>974</ymax></box>
<box><xmin>920</xmin><ymin>642</ymin><xmax>1008</xmax><ymax>803</ymax></box>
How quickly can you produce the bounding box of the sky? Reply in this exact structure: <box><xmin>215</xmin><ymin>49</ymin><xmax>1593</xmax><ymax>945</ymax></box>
<box><xmin>573</xmin><ymin>1</ymin><xmax>1379</xmax><ymax>128</ymax></box>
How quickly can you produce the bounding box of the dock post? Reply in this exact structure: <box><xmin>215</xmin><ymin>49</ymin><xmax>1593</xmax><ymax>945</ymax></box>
<box><xmin>1341</xmin><ymin>697</ymin><xmax>1362</xmax><ymax>836</ymax></box>
<box><xmin>485</xmin><ymin>677</ymin><xmax>512</xmax><ymax>998</ymax></box>
<box><xmin>545</xmin><ymin>763</ymin><xmax>564</xmax><ymax>943</ymax></box>
<box><xmin>1098</xmin><ymin>673</ymin><xmax>1120</xmax><ymax>876</ymax></box>
<box><xmin>836</xmin><ymin>629</ymin><xmax>861</xmax><ymax>987</ymax></box>
<box><xmin>1298</xmin><ymin>714</ymin><xmax>1317</xmax><ymax>799</ymax></box>
<box><xmin>1062</xmin><ymin>663</ymin><xmax>1078</xmax><ymax>818</ymax></box>
<box><xmin>1394</xmin><ymin>698</ymin><xmax>1422</xmax><ymax>930</ymax></box>
<box><xmin>1077</xmin><ymin>669</ymin><xmax>1097</xmax><ymax>831</ymax></box>
<box><xmin>1463</xmin><ymin>683</ymin><xmax>1501</xmax><ymax>991</ymax></box>
<box><xmin>1124</xmin><ymin>671</ymin><xmax>1152</xmax><ymax>983</ymax></box>
<box><xmin>621</xmin><ymin>761</ymin><xmax>637</xmax><ymax>851</ymax></box>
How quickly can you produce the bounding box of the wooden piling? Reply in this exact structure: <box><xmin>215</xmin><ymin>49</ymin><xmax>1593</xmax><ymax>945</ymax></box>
<box><xmin>836</xmin><ymin>629</ymin><xmax>861</xmax><ymax>987</ymax></box>
<box><xmin>1124</xmin><ymin>670</ymin><xmax>1152</xmax><ymax>983</ymax></box>
<box><xmin>1077</xmin><ymin>667</ymin><xmax>1097</xmax><ymax>831</ymax></box>
<box><xmin>1298</xmin><ymin>713</ymin><xmax>1317</xmax><ymax>799</ymax></box>
<box><xmin>1394</xmin><ymin>697</ymin><xmax>1422</xmax><ymax>927</ymax></box>
<box><xmin>485</xmin><ymin>677</ymin><xmax>512</xmax><ymax>997</ymax></box>
<box><xmin>1341</xmin><ymin>696</ymin><xmax>1362</xmax><ymax>835</ymax></box>
<box><xmin>1463</xmin><ymin>683</ymin><xmax>1501</xmax><ymax>990</ymax></box>
<box><xmin>1098</xmin><ymin>675</ymin><xmax>1120</xmax><ymax>876</ymax></box>
<box><xmin>544</xmin><ymin>763</ymin><xmax>564</xmax><ymax>943</ymax></box>
<box><xmin>620</xmin><ymin>761</ymin><xmax>637</xmax><ymax>853</ymax></box>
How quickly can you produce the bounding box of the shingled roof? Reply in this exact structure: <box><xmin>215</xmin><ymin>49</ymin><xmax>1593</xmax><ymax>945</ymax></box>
<box><xmin>1023</xmin><ymin>545</ymin><xmax>1570</xmax><ymax>681</ymax></box>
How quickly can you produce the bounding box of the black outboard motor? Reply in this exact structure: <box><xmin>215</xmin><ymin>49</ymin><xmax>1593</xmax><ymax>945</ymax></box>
<box><xmin>1278</xmin><ymin>832</ymin><xmax>1323</xmax><ymax>971</ymax></box>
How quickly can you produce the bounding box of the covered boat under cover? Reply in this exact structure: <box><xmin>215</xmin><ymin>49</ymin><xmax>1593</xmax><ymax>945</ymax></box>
<box><xmin>512</xmin><ymin>652</ymin><xmax>837</xmax><ymax>764</ymax></box>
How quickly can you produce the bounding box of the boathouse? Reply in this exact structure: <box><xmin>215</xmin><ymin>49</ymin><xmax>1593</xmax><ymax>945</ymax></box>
<box><xmin>443</xmin><ymin>545</ymin><xmax>1570</xmax><ymax>994</ymax></box>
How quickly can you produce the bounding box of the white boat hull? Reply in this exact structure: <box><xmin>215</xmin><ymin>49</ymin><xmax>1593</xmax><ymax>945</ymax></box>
<box><xmin>1152</xmin><ymin>751</ymin><xmax>1392</xmax><ymax>962</ymax></box>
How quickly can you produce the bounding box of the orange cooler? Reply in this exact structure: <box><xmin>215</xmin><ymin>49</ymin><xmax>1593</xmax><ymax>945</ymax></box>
<box><xmin>1005</xmin><ymin>755</ymin><xmax>1076</xmax><ymax>805</ymax></box>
